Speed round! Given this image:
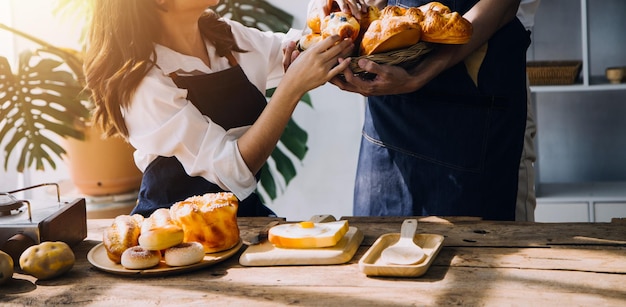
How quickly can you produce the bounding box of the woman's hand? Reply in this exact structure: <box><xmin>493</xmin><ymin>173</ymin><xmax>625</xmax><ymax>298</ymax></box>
<box><xmin>282</xmin><ymin>40</ymin><xmax>299</xmax><ymax>72</ymax></box>
<box><xmin>284</xmin><ymin>35</ymin><xmax>354</xmax><ymax>94</ymax></box>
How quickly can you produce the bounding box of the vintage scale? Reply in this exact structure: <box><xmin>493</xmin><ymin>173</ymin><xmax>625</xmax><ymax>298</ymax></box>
<box><xmin>0</xmin><ymin>183</ymin><xmax>87</xmax><ymax>263</ymax></box>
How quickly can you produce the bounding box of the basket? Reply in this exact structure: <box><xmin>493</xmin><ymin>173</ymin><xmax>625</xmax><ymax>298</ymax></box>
<box><xmin>527</xmin><ymin>61</ymin><xmax>582</xmax><ymax>85</ymax></box>
<box><xmin>349</xmin><ymin>42</ymin><xmax>435</xmax><ymax>75</ymax></box>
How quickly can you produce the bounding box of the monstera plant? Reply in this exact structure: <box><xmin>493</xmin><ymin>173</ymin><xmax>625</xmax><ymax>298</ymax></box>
<box><xmin>0</xmin><ymin>0</ymin><xmax>310</xmax><ymax>202</ymax></box>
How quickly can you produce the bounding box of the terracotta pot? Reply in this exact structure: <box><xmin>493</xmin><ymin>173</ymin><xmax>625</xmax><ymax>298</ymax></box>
<box><xmin>62</xmin><ymin>124</ymin><xmax>142</xmax><ymax>196</ymax></box>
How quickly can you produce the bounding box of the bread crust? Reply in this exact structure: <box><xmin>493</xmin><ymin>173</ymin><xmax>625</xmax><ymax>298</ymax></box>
<box><xmin>103</xmin><ymin>214</ymin><xmax>144</xmax><ymax>264</ymax></box>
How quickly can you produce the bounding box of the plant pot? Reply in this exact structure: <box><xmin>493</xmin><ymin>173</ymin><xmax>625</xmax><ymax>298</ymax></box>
<box><xmin>62</xmin><ymin>124</ymin><xmax>142</xmax><ymax>196</ymax></box>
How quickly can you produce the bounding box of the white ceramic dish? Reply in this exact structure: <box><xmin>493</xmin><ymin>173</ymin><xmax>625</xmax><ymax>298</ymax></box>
<box><xmin>87</xmin><ymin>240</ymin><xmax>242</xmax><ymax>276</ymax></box>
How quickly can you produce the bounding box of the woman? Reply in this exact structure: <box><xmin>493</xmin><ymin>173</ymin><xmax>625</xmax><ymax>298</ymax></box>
<box><xmin>84</xmin><ymin>0</ymin><xmax>353</xmax><ymax>217</ymax></box>
<box><xmin>313</xmin><ymin>0</ymin><xmax>530</xmax><ymax>220</ymax></box>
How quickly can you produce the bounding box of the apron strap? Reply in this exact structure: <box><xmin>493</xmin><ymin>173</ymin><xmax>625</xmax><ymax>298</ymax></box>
<box><xmin>168</xmin><ymin>52</ymin><xmax>238</xmax><ymax>81</ymax></box>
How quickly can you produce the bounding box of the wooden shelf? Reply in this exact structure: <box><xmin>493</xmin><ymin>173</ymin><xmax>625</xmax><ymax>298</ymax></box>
<box><xmin>537</xmin><ymin>182</ymin><xmax>626</xmax><ymax>203</ymax></box>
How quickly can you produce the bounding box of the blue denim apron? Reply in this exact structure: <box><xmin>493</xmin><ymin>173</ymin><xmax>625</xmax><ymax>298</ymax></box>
<box><xmin>353</xmin><ymin>0</ymin><xmax>530</xmax><ymax>220</ymax></box>
<box><xmin>131</xmin><ymin>54</ymin><xmax>275</xmax><ymax>218</ymax></box>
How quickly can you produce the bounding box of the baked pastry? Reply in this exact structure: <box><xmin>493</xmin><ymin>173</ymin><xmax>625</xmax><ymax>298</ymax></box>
<box><xmin>268</xmin><ymin>220</ymin><xmax>349</xmax><ymax>248</ymax></box>
<box><xmin>170</xmin><ymin>192</ymin><xmax>240</xmax><ymax>253</ymax></box>
<box><xmin>322</xmin><ymin>11</ymin><xmax>360</xmax><ymax>42</ymax></box>
<box><xmin>120</xmin><ymin>246</ymin><xmax>161</xmax><ymax>269</ymax></box>
<box><xmin>138</xmin><ymin>208</ymin><xmax>184</xmax><ymax>251</ymax></box>
<box><xmin>298</xmin><ymin>33</ymin><xmax>323</xmax><ymax>51</ymax></box>
<box><xmin>103</xmin><ymin>214</ymin><xmax>144</xmax><ymax>264</ymax></box>
<box><xmin>358</xmin><ymin>5</ymin><xmax>382</xmax><ymax>38</ymax></box>
<box><xmin>164</xmin><ymin>242</ymin><xmax>205</xmax><ymax>267</ymax></box>
<box><xmin>418</xmin><ymin>2</ymin><xmax>472</xmax><ymax>44</ymax></box>
<box><xmin>360</xmin><ymin>6</ymin><xmax>423</xmax><ymax>55</ymax></box>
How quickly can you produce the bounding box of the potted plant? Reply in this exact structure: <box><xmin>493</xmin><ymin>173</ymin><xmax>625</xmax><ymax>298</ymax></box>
<box><xmin>0</xmin><ymin>0</ymin><xmax>311</xmax><ymax>202</ymax></box>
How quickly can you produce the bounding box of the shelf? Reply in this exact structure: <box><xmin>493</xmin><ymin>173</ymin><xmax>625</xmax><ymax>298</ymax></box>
<box><xmin>537</xmin><ymin>182</ymin><xmax>626</xmax><ymax>203</ymax></box>
<box><xmin>530</xmin><ymin>82</ymin><xmax>626</xmax><ymax>93</ymax></box>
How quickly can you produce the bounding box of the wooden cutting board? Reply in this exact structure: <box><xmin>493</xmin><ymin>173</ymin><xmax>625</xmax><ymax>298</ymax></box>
<box><xmin>239</xmin><ymin>215</ymin><xmax>364</xmax><ymax>266</ymax></box>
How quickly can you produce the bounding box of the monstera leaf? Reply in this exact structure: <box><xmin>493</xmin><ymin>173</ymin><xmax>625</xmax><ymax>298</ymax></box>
<box><xmin>0</xmin><ymin>50</ymin><xmax>90</xmax><ymax>172</ymax></box>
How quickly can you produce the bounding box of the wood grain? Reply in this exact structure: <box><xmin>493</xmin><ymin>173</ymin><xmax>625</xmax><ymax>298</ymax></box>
<box><xmin>1</xmin><ymin>216</ymin><xmax>624</xmax><ymax>307</ymax></box>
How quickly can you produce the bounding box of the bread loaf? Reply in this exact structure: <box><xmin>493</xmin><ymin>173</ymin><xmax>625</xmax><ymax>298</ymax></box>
<box><xmin>170</xmin><ymin>192</ymin><xmax>240</xmax><ymax>253</ymax></box>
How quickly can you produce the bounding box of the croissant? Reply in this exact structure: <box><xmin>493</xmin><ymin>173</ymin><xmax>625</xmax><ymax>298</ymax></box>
<box><xmin>418</xmin><ymin>2</ymin><xmax>472</xmax><ymax>44</ymax></box>
<box><xmin>359</xmin><ymin>6</ymin><xmax>423</xmax><ymax>55</ymax></box>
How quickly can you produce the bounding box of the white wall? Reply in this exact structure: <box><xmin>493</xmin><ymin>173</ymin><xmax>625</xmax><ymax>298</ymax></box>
<box><xmin>1</xmin><ymin>0</ymin><xmax>364</xmax><ymax>220</ymax></box>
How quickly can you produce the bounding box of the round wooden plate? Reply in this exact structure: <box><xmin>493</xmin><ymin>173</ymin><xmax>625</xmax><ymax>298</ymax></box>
<box><xmin>87</xmin><ymin>240</ymin><xmax>242</xmax><ymax>276</ymax></box>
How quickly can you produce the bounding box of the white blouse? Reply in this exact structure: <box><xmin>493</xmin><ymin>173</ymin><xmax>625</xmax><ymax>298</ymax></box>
<box><xmin>123</xmin><ymin>18</ymin><xmax>301</xmax><ymax>201</ymax></box>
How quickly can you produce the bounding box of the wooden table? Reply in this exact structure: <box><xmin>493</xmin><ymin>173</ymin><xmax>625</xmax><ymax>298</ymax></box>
<box><xmin>2</xmin><ymin>216</ymin><xmax>625</xmax><ymax>306</ymax></box>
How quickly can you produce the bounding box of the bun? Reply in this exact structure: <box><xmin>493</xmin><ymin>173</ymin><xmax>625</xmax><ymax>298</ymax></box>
<box><xmin>164</xmin><ymin>242</ymin><xmax>205</xmax><ymax>267</ymax></box>
<box><xmin>268</xmin><ymin>220</ymin><xmax>349</xmax><ymax>248</ymax></box>
<box><xmin>360</xmin><ymin>6</ymin><xmax>423</xmax><ymax>55</ymax></box>
<box><xmin>138</xmin><ymin>208</ymin><xmax>184</xmax><ymax>251</ymax></box>
<box><xmin>298</xmin><ymin>33</ymin><xmax>323</xmax><ymax>51</ymax></box>
<box><xmin>321</xmin><ymin>12</ymin><xmax>360</xmax><ymax>42</ymax></box>
<box><xmin>170</xmin><ymin>192</ymin><xmax>240</xmax><ymax>253</ymax></box>
<box><xmin>103</xmin><ymin>214</ymin><xmax>144</xmax><ymax>264</ymax></box>
<box><xmin>120</xmin><ymin>246</ymin><xmax>161</xmax><ymax>269</ymax></box>
<box><xmin>418</xmin><ymin>2</ymin><xmax>472</xmax><ymax>44</ymax></box>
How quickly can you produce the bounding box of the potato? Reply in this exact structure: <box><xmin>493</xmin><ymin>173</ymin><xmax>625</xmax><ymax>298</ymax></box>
<box><xmin>0</xmin><ymin>250</ymin><xmax>14</xmax><ymax>285</ymax></box>
<box><xmin>19</xmin><ymin>241</ymin><xmax>75</xmax><ymax>280</ymax></box>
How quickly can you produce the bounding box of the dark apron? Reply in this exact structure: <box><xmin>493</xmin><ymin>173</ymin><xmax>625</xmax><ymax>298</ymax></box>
<box><xmin>132</xmin><ymin>54</ymin><xmax>276</xmax><ymax>218</ymax></box>
<box><xmin>353</xmin><ymin>0</ymin><xmax>531</xmax><ymax>220</ymax></box>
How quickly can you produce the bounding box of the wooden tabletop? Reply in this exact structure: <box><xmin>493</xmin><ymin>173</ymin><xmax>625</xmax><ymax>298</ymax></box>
<box><xmin>2</xmin><ymin>216</ymin><xmax>625</xmax><ymax>306</ymax></box>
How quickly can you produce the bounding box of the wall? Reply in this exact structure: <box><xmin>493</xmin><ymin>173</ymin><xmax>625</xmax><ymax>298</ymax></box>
<box><xmin>0</xmin><ymin>0</ymin><xmax>364</xmax><ymax>221</ymax></box>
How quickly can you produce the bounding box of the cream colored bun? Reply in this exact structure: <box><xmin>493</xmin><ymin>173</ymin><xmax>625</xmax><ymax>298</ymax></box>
<box><xmin>138</xmin><ymin>224</ymin><xmax>184</xmax><ymax>251</ymax></box>
<box><xmin>164</xmin><ymin>242</ymin><xmax>205</xmax><ymax>267</ymax></box>
<box><xmin>120</xmin><ymin>246</ymin><xmax>161</xmax><ymax>269</ymax></box>
<box><xmin>103</xmin><ymin>214</ymin><xmax>144</xmax><ymax>264</ymax></box>
<box><xmin>139</xmin><ymin>208</ymin><xmax>185</xmax><ymax>251</ymax></box>
<box><xmin>321</xmin><ymin>11</ymin><xmax>360</xmax><ymax>41</ymax></box>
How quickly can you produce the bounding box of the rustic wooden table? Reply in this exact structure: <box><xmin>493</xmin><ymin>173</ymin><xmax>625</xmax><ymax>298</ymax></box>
<box><xmin>2</xmin><ymin>216</ymin><xmax>625</xmax><ymax>306</ymax></box>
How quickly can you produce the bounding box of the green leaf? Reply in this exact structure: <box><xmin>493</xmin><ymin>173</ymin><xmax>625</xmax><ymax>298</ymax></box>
<box><xmin>258</xmin><ymin>163</ymin><xmax>277</xmax><ymax>200</ymax></box>
<box><xmin>270</xmin><ymin>148</ymin><xmax>297</xmax><ymax>185</ymax></box>
<box><xmin>0</xmin><ymin>49</ymin><xmax>88</xmax><ymax>172</ymax></box>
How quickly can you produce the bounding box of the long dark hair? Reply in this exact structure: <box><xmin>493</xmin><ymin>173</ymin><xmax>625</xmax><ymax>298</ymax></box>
<box><xmin>85</xmin><ymin>0</ymin><xmax>245</xmax><ymax>138</ymax></box>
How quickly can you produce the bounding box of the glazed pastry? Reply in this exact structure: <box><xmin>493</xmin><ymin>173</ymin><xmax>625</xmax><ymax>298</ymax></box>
<box><xmin>418</xmin><ymin>2</ymin><xmax>472</xmax><ymax>44</ymax></box>
<box><xmin>360</xmin><ymin>6</ymin><xmax>423</xmax><ymax>55</ymax></box>
<box><xmin>170</xmin><ymin>192</ymin><xmax>240</xmax><ymax>253</ymax></box>
<box><xmin>103</xmin><ymin>214</ymin><xmax>144</xmax><ymax>264</ymax></box>
<box><xmin>321</xmin><ymin>11</ymin><xmax>361</xmax><ymax>42</ymax></box>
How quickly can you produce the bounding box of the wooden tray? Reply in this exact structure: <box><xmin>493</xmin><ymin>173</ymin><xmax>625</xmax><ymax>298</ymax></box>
<box><xmin>359</xmin><ymin>233</ymin><xmax>444</xmax><ymax>277</ymax></box>
<box><xmin>239</xmin><ymin>226</ymin><xmax>363</xmax><ymax>266</ymax></box>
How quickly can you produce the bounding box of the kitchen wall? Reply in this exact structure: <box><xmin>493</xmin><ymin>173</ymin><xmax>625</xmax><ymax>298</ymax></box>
<box><xmin>0</xmin><ymin>0</ymin><xmax>364</xmax><ymax>221</ymax></box>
